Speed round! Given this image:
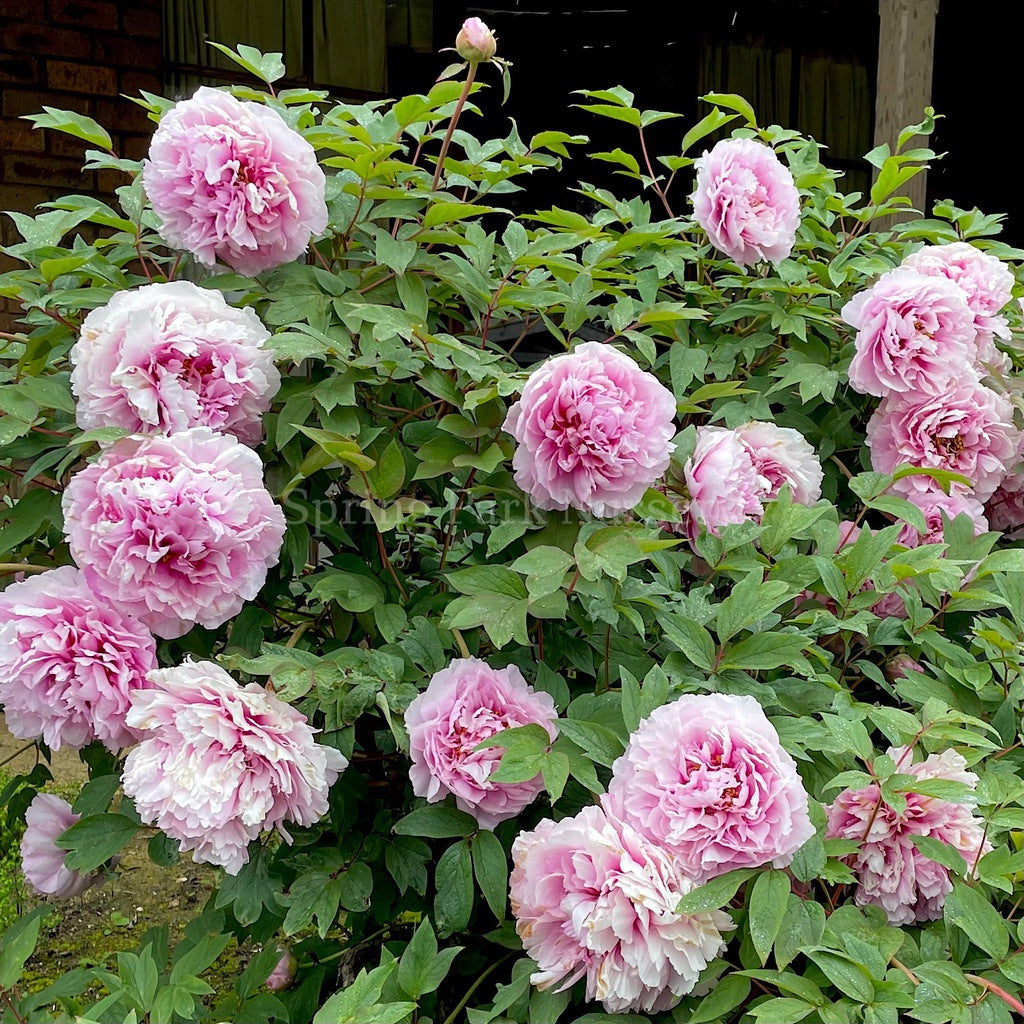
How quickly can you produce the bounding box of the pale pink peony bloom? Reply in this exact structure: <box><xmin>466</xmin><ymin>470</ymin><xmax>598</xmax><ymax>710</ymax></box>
<box><xmin>404</xmin><ymin>657</ymin><xmax>558</xmax><ymax>830</ymax></box>
<box><xmin>866</xmin><ymin>381</ymin><xmax>1019</xmax><ymax>502</ymax></box>
<box><xmin>734</xmin><ymin>420</ymin><xmax>823</xmax><ymax>505</ymax></box>
<box><xmin>266</xmin><ymin>948</ymin><xmax>298</xmax><ymax>991</ymax></box>
<box><xmin>455</xmin><ymin>17</ymin><xmax>497</xmax><ymax>62</ymax></box>
<box><xmin>842</xmin><ymin>268</ymin><xmax>978</xmax><ymax>397</ymax></box>
<box><xmin>902</xmin><ymin>242</ymin><xmax>1014</xmax><ymax>350</ymax></box>
<box><xmin>503</xmin><ymin>342</ymin><xmax>676</xmax><ymax>518</ymax></box>
<box><xmin>605</xmin><ymin>693</ymin><xmax>814</xmax><ymax>880</ymax></box>
<box><xmin>691</xmin><ymin>138</ymin><xmax>800</xmax><ymax>266</ymax></box>
<box><xmin>684</xmin><ymin>426</ymin><xmax>764</xmax><ymax>537</ymax></box>
<box><xmin>143</xmin><ymin>87</ymin><xmax>327</xmax><ymax>277</ymax></box>
<box><xmin>0</xmin><ymin>566</ymin><xmax>156</xmax><ymax>751</ymax></box>
<box><xmin>895</xmin><ymin>489</ymin><xmax>989</xmax><ymax>548</ymax></box>
<box><xmin>121</xmin><ymin>660</ymin><xmax>347</xmax><ymax>875</ymax></box>
<box><xmin>826</xmin><ymin>745</ymin><xmax>991</xmax><ymax>925</ymax></box>
<box><xmin>62</xmin><ymin>428</ymin><xmax>286</xmax><ymax>639</ymax></box>
<box><xmin>986</xmin><ymin>465</ymin><xmax>1024</xmax><ymax>532</ymax></box>
<box><xmin>21</xmin><ymin>793</ymin><xmax>99</xmax><ymax>898</ymax></box>
<box><xmin>70</xmin><ymin>282</ymin><xmax>280</xmax><ymax>445</ymax></box>
<box><xmin>510</xmin><ymin>805</ymin><xmax>732</xmax><ymax>1014</ymax></box>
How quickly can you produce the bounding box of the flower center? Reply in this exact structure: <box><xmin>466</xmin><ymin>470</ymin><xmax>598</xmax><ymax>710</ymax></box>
<box><xmin>933</xmin><ymin>433</ymin><xmax>965</xmax><ymax>459</ymax></box>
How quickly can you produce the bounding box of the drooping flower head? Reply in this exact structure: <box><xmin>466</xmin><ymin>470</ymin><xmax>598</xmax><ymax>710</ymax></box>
<box><xmin>605</xmin><ymin>693</ymin><xmax>814</xmax><ymax>880</ymax></box>
<box><xmin>691</xmin><ymin>138</ymin><xmax>801</xmax><ymax>266</ymax></box>
<box><xmin>404</xmin><ymin>657</ymin><xmax>558</xmax><ymax>830</ymax></box>
<box><xmin>71</xmin><ymin>282</ymin><xmax>280</xmax><ymax>444</ymax></box>
<box><xmin>266</xmin><ymin>948</ymin><xmax>298</xmax><ymax>992</ymax></box>
<box><xmin>510</xmin><ymin>805</ymin><xmax>732</xmax><ymax>1014</ymax></box>
<box><xmin>734</xmin><ymin>420</ymin><xmax>823</xmax><ymax>505</ymax></box>
<box><xmin>684</xmin><ymin>425</ymin><xmax>764</xmax><ymax>537</ymax></box>
<box><xmin>121</xmin><ymin>660</ymin><xmax>347</xmax><ymax>874</ymax></box>
<box><xmin>21</xmin><ymin>793</ymin><xmax>100</xmax><ymax>898</ymax></box>
<box><xmin>62</xmin><ymin>428</ymin><xmax>286</xmax><ymax>639</ymax></box>
<box><xmin>826</xmin><ymin>746</ymin><xmax>991</xmax><ymax>925</ymax></box>
<box><xmin>986</xmin><ymin>464</ymin><xmax>1024</xmax><ymax>533</ymax></box>
<box><xmin>143</xmin><ymin>87</ymin><xmax>328</xmax><ymax>277</ymax></box>
<box><xmin>866</xmin><ymin>381</ymin><xmax>1019</xmax><ymax>502</ymax></box>
<box><xmin>902</xmin><ymin>241</ymin><xmax>1014</xmax><ymax>346</ymax></box>
<box><xmin>842</xmin><ymin>268</ymin><xmax>978</xmax><ymax>397</ymax></box>
<box><xmin>503</xmin><ymin>342</ymin><xmax>677</xmax><ymax>518</ymax></box>
<box><xmin>0</xmin><ymin>566</ymin><xmax>157</xmax><ymax>751</ymax></box>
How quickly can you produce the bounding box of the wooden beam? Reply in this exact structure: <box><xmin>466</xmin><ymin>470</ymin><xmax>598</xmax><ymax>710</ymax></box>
<box><xmin>874</xmin><ymin>0</ymin><xmax>940</xmax><ymax>215</ymax></box>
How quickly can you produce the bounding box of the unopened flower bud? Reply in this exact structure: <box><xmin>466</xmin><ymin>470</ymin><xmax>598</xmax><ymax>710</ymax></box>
<box><xmin>266</xmin><ymin>947</ymin><xmax>297</xmax><ymax>991</ymax></box>
<box><xmin>455</xmin><ymin>17</ymin><xmax>496</xmax><ymax>63</ymax></box>
<box><xmin>887</xmin><ymin>654</ymin><xmax>923</xmax><ymax>682</ymax></box>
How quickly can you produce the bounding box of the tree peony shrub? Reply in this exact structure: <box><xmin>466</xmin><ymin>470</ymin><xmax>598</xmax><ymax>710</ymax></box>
<box><xmin>0</xmin><ymin>37</ymin><xmax>1021</xmax><ymax>1024</ymax></box>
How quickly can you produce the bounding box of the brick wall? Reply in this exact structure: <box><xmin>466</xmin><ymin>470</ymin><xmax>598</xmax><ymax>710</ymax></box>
<box><xmin>0</xmin><ymin>0</ymin><xmax>164</xmax><ymax>327</ymax></box>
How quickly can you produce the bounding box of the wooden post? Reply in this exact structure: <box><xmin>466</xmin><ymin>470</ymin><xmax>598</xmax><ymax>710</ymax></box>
<box><xmin>874</xmin><ymin>0</ymin><xmax>940</xmax><ymax>215</ymax></box>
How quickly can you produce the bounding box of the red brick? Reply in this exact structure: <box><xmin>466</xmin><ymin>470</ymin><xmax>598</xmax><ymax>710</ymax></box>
<box><xmin>2</xmin><ymin>90</ymin><xmax>43</xmax><ymax>118</ymax></box>
<box><xmin>3</xmin><ymin>22</ymin><xmax>93</xmax><ymax>60</ymax></box>
<box><xmin>3</xmin><ymin>153</ymin><xmax>95</xmax><ymax>189</ymax></box>
<box><xmin>46</xmin><ymin>60</ymin><xmax>117</xmax><ymax>95</ymax></box>
<box><xmin>0</xmin><ymin>183</ymin><xmax>53</xmax><ymax>218</ymax></box>
<box><xmin>47</xmin><ymin>129</ymin><xmax>93</xmax><ymax>158</ymax></box>
<box><xmin>93</xmin><ymin>34</ymin><xmax>160</xmax><ymax>66</ymax></box>
<box><xmin>49</xmin><ymin>0</ymin><xmax>119</xmax><ymax>31</ymax></box>
<box><xmin>0</xmin><ymin>54</ymin><xmax>40</xmax><ymax>85</ymax></box>
<box><xmin>120</xmin><ymin>133</ymin><xmax>151</xmax><ymax>161</ymax></box>
<box><xmin>121</xmin><ymin>6</ymin><xmax>161</xmax><ymax>39</ymax></box>
<box><xmin>119</xmin><ymin>70</ymin><xmax>163</xmax><ymax>97</ymax></box>
<box><xmin>95</xmin><ymin>97</ymin><xmax>152</xmax><ymax>133</ymax></box>
<box><xmin>0</xmin><ymin>117</ymin><xmax>46</xmax><ymax>154</ymax></box>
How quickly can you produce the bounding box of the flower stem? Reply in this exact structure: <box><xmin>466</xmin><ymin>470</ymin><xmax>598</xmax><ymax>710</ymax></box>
<box><xmin>442</xmin><ymin>952</ymin><xmax>514</xmax><ymax>1024</ymax></box>
<box><xmin>452</xmin><ymin>629</ymin><xmax>471</xmax><ymax>659</ymax></box>
<box><xmin>0</xmin><ymin>563</ymin><xmax>51</xmax><ymax>576</ymax></box>
<box><xmin>431</xmin><ymin>63</ymin><xmax>478</xmax><ymax>192</ymax></box>
<box><xmin>966</xmin><ymin>974</ymin><xmax>1024</xmax><ymax>1015</ymax></box>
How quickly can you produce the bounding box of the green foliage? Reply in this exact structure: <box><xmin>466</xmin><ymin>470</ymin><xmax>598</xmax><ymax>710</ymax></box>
<box><xmin>1</xmin><ymin>37</ymin><xmax>1023</xmax><ymax>1024</ymax></box>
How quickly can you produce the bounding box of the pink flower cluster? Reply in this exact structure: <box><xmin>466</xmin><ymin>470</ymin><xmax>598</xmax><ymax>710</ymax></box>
<box><xmin>71</xmin><ymin>282</ymin><xmax>280</xmax><ymax>445</ymax></box>
<box><xmin>144</xmin><ymin>87</ymin><xmax>327</xmax><ymax>277</ymax></box>
<box><xmin>827</xmin><ymin>746</ymin><xmax>991</xmax><ymax>925</ymax></box>
<box><xmin>684</xmin><ymin>421</ymin><xmax>822</xmax><ymax>537</ymax></box>
<box><xmin>404</xmin><ymin>658</ymin><xmax>558</xmax><ymax>830</ymax></box>
<box><xmin>510</xmin><ymin>806</ymin><xmax>732</xmax><ymax>1014</ymax></box>
<box><xmin>510</xmin><ymin>693</ymin><xmax>812</xmax><ymax>1013</ymax></box>
<box><xmin>62</xmin><ymin>428</ymin><xmax>286</xmax><ymax>639</ymax></box>
<box><xmin>691</xmin><ymin>138</ymin><xmax>801</xmax><ymax>266</ymax></box>
<box><xmin>0</xmin><ymin>566</ymin><xmax>156</xmax><ymax>751</ymax></box>
<box><xmin>20</xmin><ymin>793</ymin><xmax>101</xmax><ymax>898</ymax></box>
<box><xmin>846</xmin><ymin>244</ymin><xmax>1020</xmax><ymax>511</ymax></box>
<box><xmin>504</xmin><ymin>342</ymin><xmax>677</xmax><ymax>518</ymax></box>
<box><xmin>121</xmin><ymin>660</ymin><xmax>347</xmax><ymax>874</ymax></box>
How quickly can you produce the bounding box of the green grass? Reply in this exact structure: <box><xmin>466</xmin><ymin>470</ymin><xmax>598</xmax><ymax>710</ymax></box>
<box><xmin>0</xmin><ymin>771</ymin><xmax>26</xmax><ymax>932</ymax></box>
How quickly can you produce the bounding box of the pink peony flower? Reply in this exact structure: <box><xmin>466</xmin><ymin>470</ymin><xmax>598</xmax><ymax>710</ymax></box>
<box><xmin>734</xmin><ymin>420</ymin><xmax>823</xmax><ymax>504</ymax></box>
<box><xmin>886</xmin><ymin>655</ymin><xmax>923</xmax><ymax>682</ymax></box>
<box><xmin>143</xmin><ymin>87</ymin><xmax>327</xmax><ymax>277</ymax></box>
<box><xmin>20</xmin><ymin>793</ymin><xmax>100</xmax><ymax>898</ymax></box>
<box><xmin>62</xmin><ymin>428</ymin><xmax>286</xmax><ymax>639</ymax></box>
<box><xmin>986</xmin><ymin>465</ymin><xmax>1024</xmax><ymax>533</ymax></box>
<box><xmin>71</xmin><ymin>282</ymin><xmax>280</xmax><ymax>445</ymax></box>
<box><xmin>866</xmin><ymin>381</ymin><xmax>1019</xmax><ymax>502</ymax></box>
<box><xmin>684</xmin><ymin>426</ymin><xmax>764</xmax><ymax>537</ymax></box>
<box><xmin>510</xmin><ymin>805</ymin><xmax>732</xmax><ymax>1014</ymax></box>
<box><xmin>605</xmin><ymin>693</ymin><xmax>814</xmax><ymax>880</ymax></box>
<box><xmin>826</xmin><ymin>746</ymin><xmax>991</xmax><ymax>925</ymax></box>
<box><xmin>503</xmin><ymin>342</ymin><xmax>677</xmax><ymax>518</ymax></box>
<box><xmin>455</xmin><ymin>17</ymin><xmax>497</xmax><ymax>62</ymax></box>
<box><xmin>902</xmin><ymin>242</ymin><xmax>1014</xmax><ymax>348</ymax></box>
<box><xmin>266</xmin><ymin>947</ymin><xmax>298</xmax><ymax>991</ymax></box>
<box><xmin>895</xmin><ymin>489</ymin><xmax>989</xmax><ymax>548</ymax></box>
<box><xmin>842</xmin><ymin>268</ymin><xmax>978</xmax><ymax>397</ymax></box>
<box><xmin>404</xmin><ymin>657</ymin><xmax>558</xmax><ymax>830</ymax></box>
<box><xmin>121</xmin><ymin>660</ymin><xmax>347</xmax><ymax>874</ymax></box>
<box><xmin>691</xmin><ymin>138</ymin><xmax>801</xmax><ymax>266</ymax></box>
<box><xmin>0</xmin><ymin>566</ymin><xmax>156</xmax><ymax>751</ymax></box>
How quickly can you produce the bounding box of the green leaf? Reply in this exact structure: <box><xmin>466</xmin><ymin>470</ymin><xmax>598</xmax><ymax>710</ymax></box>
<box><xmin>774</xmin><ymin>896</ymin><xmax>826</xmax><ymax>970</ymax></box>
<box><xmin>687</xmin><ymin>974</ymin><xmax>751</xmax><ymax>1023</ymax></box>
<box><xmin>397</xmin><ymin>921</ymin><xmax>462</xmax><ymax>999</ymax></box>
<box><xmin>22</xmin><ymin>106</ymin><xmax>112</xmax><ymax>150</ymax></box>
<box><xmin>393</xmin><ymin>805</ymin><xmax>478</xmax><ymax>839</ymax></box>
<box><xmin>656</xmin><ymin>611</ymin><xmax>716</xmax><ymax>671</ymax></box>
<box><xmin>805</xmin><ymin>948</ymin><xmax>874</xmax><ymax>1003</ymax></box>
<box><xmin>701</xmin><ymin>91</ymin><xmax>758</xmax><ymax>125</ymax></box>
<box><xmin>313</xmin><ymin>962</ymin><xmax>416</xmax><ymax>1024</ymax></box>
<box><xmin>748</xmin><ymin>869</ymin><xmax>792</xmax><ymax>965</ymax></box>
<box><xmin>907</xmin><ymin>835</ymin><xmax>968</xmax><ymax>877</ymax></box>
<box><xmin>424</xmin><ymin>202</ymin><xmax>495</xmax><ymax>228</ymax></box>
<box><xmin>72</xmin><ymin>775</ymin><xmax>121</xmax><ymax>817</ymax></box>
<box><xmin>676</xmin><ymin>867</ymin><xmax>759</xmax><ymax>914</ymax></box>
<box><xmin>511</xmin><ymin>546</ymin><xmax>574</xmax><ymax>599</ymax></box>
<box><xmin>434</xmin><ymin>839</ymin><xmax>474</xmax><ymax>936</ymax></box>
<box><xmin>207</xmin><ymin>41</ymin><xmax>286</xmax><ymax>84</ymax></box>
<box><xmin>56</xmin><ymin>813</ymin><xmax>138</xmax><ymax>872</ymax></box>
<box><xmin>944</xmin><ymin>881</ymin><xmax>1010</xmax><ymax>960</ymax></box>
<box><xmin>0</xmin><ymin>907</ymin><xmax>50</xmax><ymax>989</ymax></box>
<box><xmin>717</xmin><ymin>573</ymin><xmax>793</xmax><ymax>641</ymax></box>
<box><xmin>471</xmin><ymin>830</ymin><xmax>508</xmax><ymax>921</ymax></box>
<box><xmin>719</xmin><ymin>632</ymin><xmax>810</xmax><ymax>671</ymax></box>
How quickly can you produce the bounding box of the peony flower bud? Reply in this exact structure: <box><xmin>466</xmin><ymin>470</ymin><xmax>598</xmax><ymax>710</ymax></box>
<box><xmin>886</xmin><ymin>654</ymin><xmax>924</xmax><ymax>682</ymax></box>
<box><xmin>455</xmin><ymin>17</ymin><xmax>496</xmax><ymax>63</ymax></box>
<box><xmin>266</xmin><ymin>948</ymin><xmax>298</xmax><ymax>991</ymax></box>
